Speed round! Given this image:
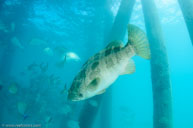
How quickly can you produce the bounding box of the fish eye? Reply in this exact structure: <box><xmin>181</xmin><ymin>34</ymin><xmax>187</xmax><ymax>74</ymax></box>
<box><xmin>79</xmin><ymin>93</ymin><xmax>83</xmax><ymax>97</ymax></box>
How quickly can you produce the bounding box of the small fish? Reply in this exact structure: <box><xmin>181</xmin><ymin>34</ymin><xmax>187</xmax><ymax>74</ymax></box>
<box><xmin>66</xmin><ymin>52</ymin><xmax>80</xmax><ymax>61</ymax></box>
<box><xmin>68</xmin><ymin>24</ymin><xmax>150</xmax><ymax>101</ymax></box>
<box><xmin>27</xmin><ymin>63</ymin><xmax>38</xmax><ymax>71</ymax></box>
<box><xmin>17</xmin><ymin>102</ymin><xmax>29</xmax><ymax>121</ymax></box>
<box><xmin>43</xmin><ymin>47</ymin><xmax>54</xmax><ymax>56</ymax></box>
<box><xmin>17</xmin><ymin>102</ymin><xmax>27</xmax><ymax>117</ymax></box>
<box><xmin>8</xmin><ymin>82</ymin><xmax>18</xmax><ymax>94</ymax></box>
<box><xmin>11</xmin><ymin>37</ymin><xmax>24</xmax><ymax>49</ymax></box>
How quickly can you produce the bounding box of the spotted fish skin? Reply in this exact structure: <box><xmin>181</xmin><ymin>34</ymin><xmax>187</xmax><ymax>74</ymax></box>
<box><xmin>68</xmin><ymin>24</ymin><xmax>150</xmax><ymax>101</ymax></box>
<box><xmin>67</xmin><ymin>44</ymin><xmax>135</xmax><ymax>101</ymax></box>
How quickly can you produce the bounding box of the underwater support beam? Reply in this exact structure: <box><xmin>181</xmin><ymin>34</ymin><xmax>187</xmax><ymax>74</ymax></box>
<box><xmin>79</xmin><ymin>1</ymin><xmax>115</xmax><ymax>128</ymax></box>
<box><xmin>105</xmin><ymin>0</ymin><xmax>136</xmax><ymax>43</ymax></box>
<box><xmin>141</xmin><ymin>0</ymin><xmax>173</xmax><ymax>128</ymax></box>
<box><xmin>177</xmin><ymin>0</ymin><xmax>193</xmax><ymax>45</ymax></box>
<box><xmin>79</xmin><ymin>96</ymin><xmax>103</xmax><ymax>128</ymax></box>
<box><xmin>99</xmin><ymin>87</ymin><xmax>112</xmax><ymax>128</ymax></box>
<box><xmin>79</xmin><ymin>0</ymin><xmax>136</xmax><ymax>127</ymax></box>
<box><xmin>100</xmin><ymin>0</ymin><xmax>136</xmax><ymax>128</ymax></box>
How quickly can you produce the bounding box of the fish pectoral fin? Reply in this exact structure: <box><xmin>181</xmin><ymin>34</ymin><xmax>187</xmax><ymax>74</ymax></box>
<box><xmin>120</xmin><ymin>59</ymin><xmax>136</xmax><ymax>75</ymax></box>
<box><xmin>105</xmin><ymin>40</ymin><xmax>124</xmax><ymax>49</ymax></box>
<box><xmin>97</xmin><ymin>89</ymin><xmax>106</xmax><ymax>95</ymax></box>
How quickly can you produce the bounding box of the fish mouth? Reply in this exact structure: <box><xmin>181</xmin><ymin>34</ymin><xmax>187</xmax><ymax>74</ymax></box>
<box><xmin>69</xmin><ymin>99</ymin><xmax>80</xmax><ymax>101</ymax></box>
<box><xmin>67</xmin><ymin>93</ymin><xmax>81</xmax><ymax>101</ymax></box>
<box><xmin>68</xmin><ymin>97</ymin><xmax>81</xmax><ymax>101</ymax></box>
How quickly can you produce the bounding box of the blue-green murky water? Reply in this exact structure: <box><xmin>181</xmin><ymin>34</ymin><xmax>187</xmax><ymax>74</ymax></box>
<box><xmin>0</xmin><ymin>0</ymin><xmax>193</xmax><ymax>128</ymax></box>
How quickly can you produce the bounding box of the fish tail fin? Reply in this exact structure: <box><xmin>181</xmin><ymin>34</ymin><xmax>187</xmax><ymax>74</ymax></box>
<box><xmin>126</xmin><ymin>24</ymin><xmax>150</xmax><ymax>60</ymax></box>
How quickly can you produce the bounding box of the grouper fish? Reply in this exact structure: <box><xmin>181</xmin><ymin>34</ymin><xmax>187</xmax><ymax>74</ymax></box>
<box><xmin>68</xmin><ymin>24</ymin><xmax>150</xmax><ymax>101</ymax></box>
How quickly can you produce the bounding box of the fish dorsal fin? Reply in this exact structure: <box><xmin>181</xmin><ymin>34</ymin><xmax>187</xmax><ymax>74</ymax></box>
<box><xmin>97</xmin><ymin>89</ymin><xmax>106</xmax><ymax>95</ymax></box>
<box><xmin>120</xmin><ymin>59</ymin><xmax>136</xmax><ymax>75</ymax></box>
<box><xmin>106</xmin><ymin>40</ymin><xmax>124</xmax><ymax>49</ymax></box>
<box><xmin>87</xmin><ymin>78</ymin><xmax>100</xmax><ymax>91</ymax></box>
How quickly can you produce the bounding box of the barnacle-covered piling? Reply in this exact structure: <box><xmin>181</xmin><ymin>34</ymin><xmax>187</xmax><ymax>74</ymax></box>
<box><xmin>141</xmin><ymin>0</ymin><xmax>173</xmax><ymax>128</ymax></box>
